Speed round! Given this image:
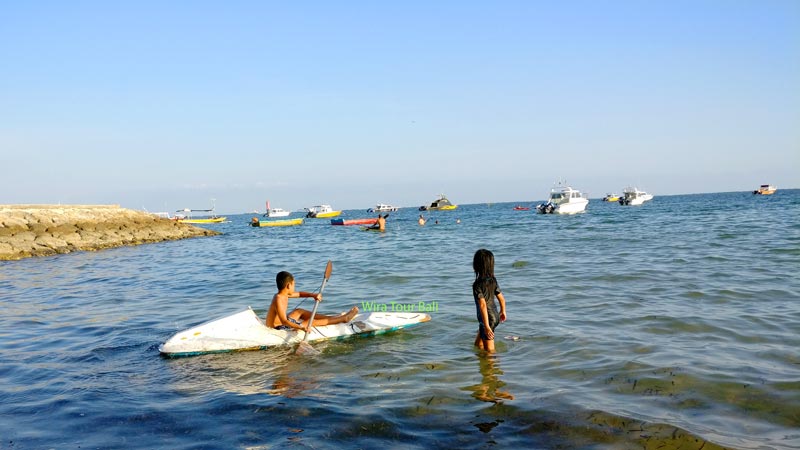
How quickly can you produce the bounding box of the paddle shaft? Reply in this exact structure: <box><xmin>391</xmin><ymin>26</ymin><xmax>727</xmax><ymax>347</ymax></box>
<box><xmin>301</xmin><ymin>267</ymin><xmax>331</xmax><ymax>343</ymax></box>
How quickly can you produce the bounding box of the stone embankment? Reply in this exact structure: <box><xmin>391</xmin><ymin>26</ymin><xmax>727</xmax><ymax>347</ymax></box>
<box><xmin>0</xmin><ymin>205</ymin><xmax>220</xmax><ymax>261</ymax></box>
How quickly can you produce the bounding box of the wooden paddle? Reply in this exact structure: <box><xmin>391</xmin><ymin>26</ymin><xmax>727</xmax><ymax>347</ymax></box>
<box><xmin>294</xmin><ymin>260</ymin><xmax>332</xmax><ymax>355</ymax></box>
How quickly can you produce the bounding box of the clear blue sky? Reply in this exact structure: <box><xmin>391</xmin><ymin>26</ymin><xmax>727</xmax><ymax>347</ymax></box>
<box><xmin>2</xmin><ymin>1</ymin><xmax>798</xmax><ymax>213</ymax></box>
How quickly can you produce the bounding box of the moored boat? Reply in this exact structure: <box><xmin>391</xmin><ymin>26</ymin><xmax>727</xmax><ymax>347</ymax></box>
<box><xmin>305</xmin><ymin>205</ymin><xmax>342</xmax><ymax>218</ymax></box>
<box><xmin>331</xmin><ymin>218</ymin><xmax>380</xmax><ymax>226</ymax></box>
<box><xmin>536</xmin><ymin>183</ymin><xmax>589</xmax><ymax>214</ymax></box>
<box><xmin>263</xmin><ymin>200</ymin><xmax>292</xmax><ymax>218</ymax></box>
<box><xmin>602</xmin><ymin>193</ymin><xmax>620</xmax><ymax>202</ymax></box>
<box><xmin>159</xmin><ymin>307</ymin><xmax>431</xmax><ymax>357</ymax></box>
<box><xmin>618</xmin><ymin>187</ymin><xmax>653</xmax><ymax>206</ymax></box>
<box><xmin>419</xmin><ymin>194</ymin><xmax>457</xmax><ymax>211</ymax></box>
<box><xmin>753</xmin><ymin>184</ymin><xmax>777</xmax><ymax>195</ymax></box>
<box><xmin>250</xmin><ymin>218</ymin><xmax>303</xmax><ymax>227</ymax></box>
<box><xmin>175</xmin><ymin>206</ymin><xmax>227</xmax><ymax>224</ymax></box>
<box><xmin>368</xmin><ymin>203</ymin><xmax>399</xmax><ymax>213</ymax></box>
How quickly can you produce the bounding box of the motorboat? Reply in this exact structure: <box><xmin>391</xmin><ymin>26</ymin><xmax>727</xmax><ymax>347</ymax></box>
<box><xmin>263</xmin><ymin>200</ymin><xmax>291</xmax><ymax>218</ymax></box>
<box><xmin>419</xmin><ymin>194</ymin><xmax>457</xmax><ymax>211</ymax></box>
<box><xmin>753</xmin><ymin>184</ymin><xmax>777</xmax><ymax>195</ymax></box>
<box><xmin>602</xmin><ymin>193</ymin><xmax>620</xmax><ymax>202</ymax></box>
<box><xmin>305</xmin><ymin>205</ymin><xmax>342</xmax><ymax>218</ymax></box>
<box><xmin>368</xmin><ymin>203</ymin><xmax>399</xmax><ymax>213</ymax></box>
<box><xmin>536</xmin><ymin>183</ymin><xmax>589</xmax><ymax>214</ymax></box>
<box><xmin>618</xmin><ymin>187</ymin><xmax>653</xmax><ymax>206</ymax></box>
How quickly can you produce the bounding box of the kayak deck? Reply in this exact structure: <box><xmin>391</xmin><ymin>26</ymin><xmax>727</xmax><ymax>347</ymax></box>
<box><xmin>159</xmin><ymin>307</ymin><xmax>430</xmax><ymax>357</ymax></box>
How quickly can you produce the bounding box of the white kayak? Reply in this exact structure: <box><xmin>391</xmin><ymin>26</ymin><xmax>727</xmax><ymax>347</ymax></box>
<box><xmin>159</xmin><ymin>307</ymin><xmax>431</xmax><ymax>357</ymax></box>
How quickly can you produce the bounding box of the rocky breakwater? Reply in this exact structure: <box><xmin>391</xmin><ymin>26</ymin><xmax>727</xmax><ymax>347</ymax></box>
<box><xmin>0</xmin><ymin>204</ymin><xmax>220</xmax><ymax>261</ymax></box>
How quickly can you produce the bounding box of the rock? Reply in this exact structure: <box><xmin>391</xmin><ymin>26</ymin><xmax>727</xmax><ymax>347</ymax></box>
<box><xmin>0</xmin><ymin>204</ymin><xmax>221</xmax><ymax>261</ymax></box>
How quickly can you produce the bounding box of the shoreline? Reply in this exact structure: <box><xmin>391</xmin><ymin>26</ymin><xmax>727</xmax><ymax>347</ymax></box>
<box><xmin>0</xmin><ymin>204</ymin><xmax>220</xmax><ymax>261</ymax></box>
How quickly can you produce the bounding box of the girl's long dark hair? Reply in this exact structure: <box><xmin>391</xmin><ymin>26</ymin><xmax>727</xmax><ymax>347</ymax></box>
<box><xmin>473</xmin><ymin>249</ymin><xmax>495</xmax><ymax>280</ymax></box>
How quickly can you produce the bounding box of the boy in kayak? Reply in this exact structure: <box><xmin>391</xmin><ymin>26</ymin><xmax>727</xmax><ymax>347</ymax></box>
<box><xmin>266</xmin><ymin>271</ymin><xmax>358</xmax><ymax>331</ymax></box>
<box><xmin>472</xmin><ymin>249</ymin><xmax>507</xmax><ymax>353</ymax></box>
<box><xmin>367</xmin><ymin>214</ymin><xmax>387</xmax><ymax>231</ymax></box>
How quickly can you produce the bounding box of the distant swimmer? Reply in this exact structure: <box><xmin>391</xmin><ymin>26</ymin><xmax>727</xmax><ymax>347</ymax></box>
<box><xmin>418</xmin><ymin>214</ymin><xmax>426</xmax><ymax>226</ymax></box>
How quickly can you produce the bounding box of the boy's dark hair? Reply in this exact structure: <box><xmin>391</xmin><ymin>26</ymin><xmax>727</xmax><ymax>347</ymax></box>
<box><xmin>276</xmin><ymin>271</ymin><xmax>294</xmax><ymax>290</ymax></box>
<box><xmin>473</xmin><ymin>249</ymin><xmax>495</xmax><ymax>279</ymax></box>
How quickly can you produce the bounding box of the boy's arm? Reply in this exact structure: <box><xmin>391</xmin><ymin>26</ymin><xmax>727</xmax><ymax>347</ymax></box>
<box><xmin>497</xmin><ymin>292</ymin><xmax>507</xmax><ymax>322</ymax></box>
<box><xmin>477</xmin><ymin>297</ymin><xmax>494</xmax><ymax>340</ymax></box>
<box><xmin>289</xmin><ymin>291</ymin><xmax>322</xmax><ymax>301</ymax></box>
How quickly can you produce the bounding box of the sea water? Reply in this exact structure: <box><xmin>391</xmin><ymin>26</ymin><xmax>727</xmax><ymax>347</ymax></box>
<box><xmin>1</xmin><ymin>191</ymin><xmax>798</xmax><ymax>449</ymax></box>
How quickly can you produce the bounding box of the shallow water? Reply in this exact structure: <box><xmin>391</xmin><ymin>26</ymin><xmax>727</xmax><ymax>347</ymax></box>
<box><xmin>1</xmin><ymin>191</ymin><xmax>798</xmax><ymax>449</ymax></box>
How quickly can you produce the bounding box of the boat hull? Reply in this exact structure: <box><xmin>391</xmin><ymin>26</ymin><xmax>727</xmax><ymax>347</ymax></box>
<box><xmin>331</xmin><ymin>218</ymin><xmax>379</xmax><ymax>226</ymax></box>
<box><xmin>159</xmin><ymin>308</ymin><xmax>431</xmax><ymax>357</ymax></box>
<box><xmin>253</xmin><ymin>218</ymin><xmax>303</xmax><ymax>227</ymax></box>
<box><xmin>308</xmin><ymin>210</ymin><xmax>342</xmax><ymax>218</ymax></box>
<box><xmin>179</xmin><ymin>217</ymin><xmax>227</xmax><ymax>224</ymax></box>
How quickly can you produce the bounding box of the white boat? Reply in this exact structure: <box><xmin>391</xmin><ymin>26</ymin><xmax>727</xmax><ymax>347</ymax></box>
<box><xmin>159</xmin><ymin>307</ymin><xmax>431</xmax><ymax>357</ymax></box>
<box><xmin>619</xmin><ymin>187</ymin><xmax>653</xmax><ymax>206</ymax></box>
<box><xmin>368</xmin><ymin>203</ymin><xmax>399</xmax><ymax>213</ymax></box>
<box><xmin>753</xmin><ymin>184</ymin><xmax>777</xmax><ymax>195</ymax></box>
<box><xmin>263</xmin><ymin>200</ymin><xmax>291</xmax><ymax>218</ymax></box>
<box><xmin>305</xmin><ymin>205</ymin><xmax>342</xmax><ymax>218</ymax></box>
<box><xmin>536</xmin><ymin>183</ymin><xmax>589</xmax><ymax>214</ymax></box>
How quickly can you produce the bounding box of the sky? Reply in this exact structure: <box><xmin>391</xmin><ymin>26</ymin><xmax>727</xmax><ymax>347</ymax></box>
<box><xmin>1</xmin><ymin>1</ymin><xmax>798</xmax><ymax>213</ymax></box>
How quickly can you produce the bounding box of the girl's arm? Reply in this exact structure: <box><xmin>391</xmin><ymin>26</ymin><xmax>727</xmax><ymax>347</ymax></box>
<box><xmin>497</xmin><ymin>292</ymin><xmax>507</xmax><ymax>322</ymax></box>
<box><xmin>478</xmin><ymin>297</ymin><xmax>494</xmax><ymax>340</ymax></box>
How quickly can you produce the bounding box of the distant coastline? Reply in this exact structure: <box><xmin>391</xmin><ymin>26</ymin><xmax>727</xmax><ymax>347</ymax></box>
<box><xmin>0</xmin><ymin>204</ymin><xmax>219</xmax><ymax>261</ymax></box>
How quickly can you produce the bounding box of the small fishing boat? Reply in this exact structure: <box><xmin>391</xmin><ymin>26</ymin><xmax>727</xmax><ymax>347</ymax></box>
<box><xmin>263</xmin><ymin>200</ymin><xmax>292</xmax><ymax>218</ymax></box>
<box><xmin>536</xmin><ymin>183</ymin><xmax>589</xmax><ymax>214</ymax></box>
<box><xmin>368</xmin><ymin>203</ymin><xmax>399</xmax><ymax>213</ymax></box>
<box><xmin>331</xmin><ymin>218</ymin><xmax>380</xmax><ymax>226</ymax></box>
<box><xmin>602</xmin><ymin>193</ymin><xmax>620</xmax><ymax>202</ymax></box>
<box><xmin>250</xmin><ymin>218</ymin><xmax>303</xmax><ymax>227</ymax></box>
<box><xmin>619</xmin><ymin>187</ymin><xmax>653</xmax><ymax>206</ymax></box>
<box><xmin>419</xmin><ymin>194</ymin><xmax>457</xmax><ymax>211</ymax></box>
<box><xmin>305</xmin><ymin>205</ymin><xmax>342</xmax><ymax>218</ymax></box>
<box><xmin>175</xmin><ymin>207</ymin><xmax>227</xmax><ymax>224</ymax></box>
<box><xmin>512</xmin><ymin>205</ymin><xmax>530</xmax><ymax>211</ymax></box>
<box><xmin>753</xmin><ymin>184</ymin><xmax>777</xmax><ymax>195</ymax></box>
<box><xmin>159</xmin><ymin>307</ymin><xmax>431</xmax><ymax>357</ymax></box>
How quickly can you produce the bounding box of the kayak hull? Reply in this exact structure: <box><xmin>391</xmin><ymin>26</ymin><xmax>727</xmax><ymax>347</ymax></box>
<box><xmin>331</xmin><ymin>218</ymin><xmax>379</xmax><ymax>226</ymax></box>
<box><xmin>159</xmin><ymin>307</ymin><xmax>430</xmax><ymax>357</ymax></box>
<box><xmin>252</xmin><ymin>218</ymin><xmax>303</xmax><ymax>227</ymax></box>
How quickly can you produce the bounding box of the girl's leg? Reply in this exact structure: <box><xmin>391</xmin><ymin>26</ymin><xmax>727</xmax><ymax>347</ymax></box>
<box><xmin>474</xmin><ymin>332</ymin><xmax>485</xmax><ymax>350</ymax></box>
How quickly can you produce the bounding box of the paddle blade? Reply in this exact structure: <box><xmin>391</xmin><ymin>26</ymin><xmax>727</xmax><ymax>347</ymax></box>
<box><xmin>324</xmin><ymin>260</ymin><xmax>333</xmax><ymax>281</ymax></box>
<box><xmin>294</xmin><ymin>340</ymin><xmax>320</xmax><ymax>356</ymax></box>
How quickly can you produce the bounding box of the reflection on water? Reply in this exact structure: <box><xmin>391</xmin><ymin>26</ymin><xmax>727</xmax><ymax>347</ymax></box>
<box><xmin>464</xmin><ymin>353</ymin><xmax>515</xmax><ymax>404</ymax></box>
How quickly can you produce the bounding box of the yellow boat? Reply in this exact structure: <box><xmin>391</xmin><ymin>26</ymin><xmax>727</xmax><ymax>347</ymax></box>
<box><xmin>602</xmin><ymin>194</ymin><xmax>620</xmax><ymax>202</ymax></box>
<box><xmin>178</xmin><ymin>216</ymin><xmax>227</xmax><ymax>224</ymax></box>
<box><xmin>305</xmin><ymin>205</ymin><xmax>342</xmax><ymax>218</ymax></box>
<box><xmin>753</xmin><ymin>184</ymin><xmax>777</xmax><ymax>195</ymax></box>
<box><xmin>251</xmin><ymin>218</ymin><xmax>303</xmax><ymax>227</ymax></box>
<box><xmin>419</xmin><ymin>194</ymin><xmax>458</xmax><ymax>211</ymax></box>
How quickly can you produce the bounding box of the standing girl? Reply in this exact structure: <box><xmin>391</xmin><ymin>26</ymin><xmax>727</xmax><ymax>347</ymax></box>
<box><xmin>472</xmin><ymin>249</ymin><xmax>507</xmax><ymax>353</ymax></box>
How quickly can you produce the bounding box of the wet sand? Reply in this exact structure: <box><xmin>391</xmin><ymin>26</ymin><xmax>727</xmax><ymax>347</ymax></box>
<box><xmin>0</xmin><ymin>204</ymin><xmax>219</xmax><ymax>261</ymax></box>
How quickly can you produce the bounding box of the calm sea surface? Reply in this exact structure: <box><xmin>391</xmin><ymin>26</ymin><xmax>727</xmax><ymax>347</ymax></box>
<box><xmin>1</xmin><ymin>191</ymin><xmax>798</xmax><ymax>449</ymax></box>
